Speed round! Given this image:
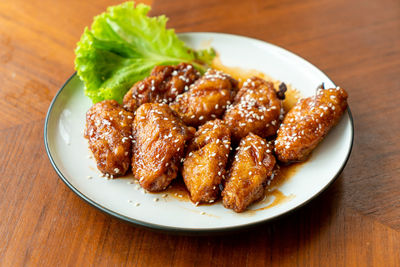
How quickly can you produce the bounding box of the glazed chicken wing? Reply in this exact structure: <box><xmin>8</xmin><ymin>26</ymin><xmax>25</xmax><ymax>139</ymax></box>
<box><xmin>182</xmin><ymin>119</ymin><xmax>231</xmax><ymax>204</ymax></box>
<box><xmin>169</xmin><ymin>69</ymin><xmax>238</xmax><ymax>127</ymax></box>
<box><xmin>223</xmin><ymin>77</ymin><xmax>282</xmax><ymax>142</ymax></box>
<box><xmin>222</xmin><ymin>133</ymin><xmax>276</xmax><ymax>212</ymax></box>
<box><xmin>84</xmin><ymin>100</ymin><xmax>134</xmax><ymax>177</ymax></box>
<box><xmin>123</xmin><ymin>63</ymin><xmax>200</xmax><ymax>112</ymax></box>
<box><xmin>274</xmin><ymin>86</ymin><xmax>348</xmax><ymax>163</ymax></box>
<box><xmin>132</xmin><ymin>103</ymin><xmax>195</xmax><ymax>191</ymax></box>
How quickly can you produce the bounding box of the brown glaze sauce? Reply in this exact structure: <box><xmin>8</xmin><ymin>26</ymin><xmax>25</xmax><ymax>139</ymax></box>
<box><xmin>270</xmin><ymin>161</ymin><xmax>306</xmax><ymax>189</ymax></box>
<box><xmin>163</xmin><ymin>178</ymin><xmax>191</xmax><ymax>201</ymax></box>
<box><xmin>156</xmin><ymin>160</ymin><xmax>306</xmax><ymax>210</ymax></box>
<box><xmin>250</xmin><ymin>161</ymin><xmax>306</xmax><ymax>212</ymax></box>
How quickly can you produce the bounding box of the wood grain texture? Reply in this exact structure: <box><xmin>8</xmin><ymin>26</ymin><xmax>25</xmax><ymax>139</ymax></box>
<box><xmin>0</xmin><ymin>0</ymin><xmax>399</xmax><ymax>266</ymax></box>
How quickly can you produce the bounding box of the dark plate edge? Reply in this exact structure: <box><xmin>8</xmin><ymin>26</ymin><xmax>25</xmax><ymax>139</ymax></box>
<box><xmin>44</xmin><ymin>34</ymin><xmax>355</xmax><ymax>235</ymax></box>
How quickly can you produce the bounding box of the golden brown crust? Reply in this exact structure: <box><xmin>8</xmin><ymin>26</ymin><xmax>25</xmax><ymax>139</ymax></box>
<box><xmin>182</xmin><ymin>119</ymin><xmax>231</xmax><ymax>204</ymax></box>
<box><xmin>84</xmin><ymin>100</ymin><xmax>134</xmax><ymax>176</ymax></box>
<box><xmin>275</xmin><ymin>86</ymin><xmax>348</xmax><ymax>163</ymax></box>
<box><xmin>169</xmin><ymin>69</ymin><xmax>238</xmax><ymax>127</ymax></box>
<box><xmin>123</xmin><ymin>63</ymin><xmax>200</xmax><ymax>112</ymax></box>
<box><xmin>222</xmin><ymin>133</ymin><xmax>276</xmax><ymax>212</ymax></box>
<box><xmin>132</xmin><ymin>103</ymin><xmax>195</xmax><ymax>192</ymax></box>
<box><xmin>223</xmin><ymin>77</ymin><xmax>281</xmax><ymax>142</ymax></box>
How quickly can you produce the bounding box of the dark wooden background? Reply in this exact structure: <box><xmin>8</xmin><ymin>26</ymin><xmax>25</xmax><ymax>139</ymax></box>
<box><xmin>1</xmin><ymin>0</ymin><xmax>399</xmax><ymax>266</ymax></box>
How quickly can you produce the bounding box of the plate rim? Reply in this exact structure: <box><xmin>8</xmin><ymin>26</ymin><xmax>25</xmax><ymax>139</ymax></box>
<box><xmin>44</xmin><ymin>32</ymin><xmax>354</xmax><ymax>234</ymax></box>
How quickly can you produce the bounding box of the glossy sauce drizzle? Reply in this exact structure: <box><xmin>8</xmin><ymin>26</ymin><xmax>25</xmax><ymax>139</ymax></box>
<box><xmin>251</xmin><ymin>162</ymin><xmax>306</xmax><ymax>212</ymax></box>
<box><xmin>163</xmin><ymin>179</ymin><xmax>190</xmax><ymax>201</ymax></box>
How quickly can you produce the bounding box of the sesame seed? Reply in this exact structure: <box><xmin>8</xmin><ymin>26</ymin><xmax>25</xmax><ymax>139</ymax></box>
<box><xmin>87</xmin><ymin>175</ymin><xmax>92</xmax><ymax>179</ymax></box>
<box><xmin>135</xmin><ymin>203</ymin><xmax>140</xmax><ymax>207</ymax></box>
<box><xmin>154</xmin><ymin>198</ymin><xmax>159</xmax><ymax>202</ymax></box>
<box><xmin>200</xmin><ymin>211</ymin><xmax>206</xmax><ymax>215</ymax></box>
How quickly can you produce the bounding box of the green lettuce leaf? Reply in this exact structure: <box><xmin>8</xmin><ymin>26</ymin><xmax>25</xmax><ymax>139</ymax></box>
<box><xmin>75</xmin><ymin>1</ymin><xmax>215</xmax><ymax>103</ymax></box>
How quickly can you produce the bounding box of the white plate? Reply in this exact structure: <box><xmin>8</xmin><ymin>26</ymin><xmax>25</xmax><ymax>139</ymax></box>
<box><xmin>44</xmin><ymin>32</ymin><xmax>353</xmax><ymax>233</ymax></box>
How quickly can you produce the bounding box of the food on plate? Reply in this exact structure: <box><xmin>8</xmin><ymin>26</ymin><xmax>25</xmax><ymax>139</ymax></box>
<box><xmin>223</xmin><ymin>77</ymin><xmax>283</xmax><ymax>142</ymax></box>
<box><xmin>83</xmin><ymin>65</ymin><xmax>349</xmax><ymax>212</ymax></box>
<box><xmin>182</xmin><ymin>119</ymin><xmax>231</xmax><ymax>204</ymax></box>
<box><xmin>222</xmin><ymin>133</ymin><xmax>276</xmax><ymax>212</ymax></box>
<box><xmin>77</xmin><ymin>2</ymin><xmax>350</xmax><ymax>213</ymax></box>
<box><xmin>75</xmin><ymin>2</ymin><xmax>215</xmax><ymax>104</ymax></box>
<box><xmin>169</xmin><ymin>69</ymin><xmax>238</xmax><ymax>127</ymax></box>
<box><xmin>275</xmin><ymin>85</ymin><xmax>348</xmax><ymax>162</ymax></box>
<box><xmin>132</xmin><ymin>103</ymin><xmax>195</xmax><ymax>191</ymax></box>
<box><xmin>123</xmin><ymin>63</ymin><xmax>200</xmax><ymax>112</ymax></box>
<box><xmin>84</xmin><ymin>100</ymin><xmax>134</xmax><ymax>177</ymax></box>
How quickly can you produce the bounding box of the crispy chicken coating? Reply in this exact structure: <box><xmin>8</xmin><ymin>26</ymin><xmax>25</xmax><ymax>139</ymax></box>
<box><xmin>132</xmin><ymin>103</ymin><xmax>195</xmax><ymax>191</ymax></box>
<box><xmin>275</xmin><ymin>86</ymin><xmax>348</xmax><ymax>163</ymax></box>
<box><xmin>182</xmin><ymin>119</ymin><xmax>231</xmax><ymax>204</ymax></box>
<box><xmin>123</xmin><ymin>63</ymin><xmax>200</xmax><ymax>112</ymax></box>
<box><xmin>223</xmin><ymin>77</ymin><xmax>282</xmax><ymax>142</ymax></box>
<box><xmin>222</xmin><ymin>133</ymin><xmax>276</xmax><ymax>213</ymax></box>
<box><xmin>169</xmin><ymin>69</ymin><xmax>238</xmax><ymax>127</ymax></box>
<box><xmin>84</xmin><ymin>100</ymin><xmax>134</xmax><ymax>177</ymax></box>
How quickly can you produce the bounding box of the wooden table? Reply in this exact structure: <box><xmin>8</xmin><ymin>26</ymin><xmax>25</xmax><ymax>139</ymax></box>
<box><xmin>1</xmin><ymin>0</ymin><xmax>399</xmax><ymax>265</ymax></box>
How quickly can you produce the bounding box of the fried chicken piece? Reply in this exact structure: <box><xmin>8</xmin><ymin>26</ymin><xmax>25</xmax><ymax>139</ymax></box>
<box><xmin>222</xmin><ymin>133</ymin><xmax>276</xmax><ymax>212</ymax></box>
<box><xmin>132</xmin><ymin>103</ymin><xmax>195</xmax><ymax>191</ymax></box>
<box><xmin>84</xmin><ymin>100</ymin><xmax>134</xmax><ymax>177</ymax></box>
<box><xmin>182</xmin><ymin>119</ymin><xmax>231</xmax><ymax>204</ymax></box>
<box><xmin>223</xmin><ymin>77</ymin><xmax>282</xmax><ymax>142</ymax></box>
<box><xmin>274</xmin><ymin>86</ymin><xmax>348</xmax><ymax>163</ymax></box>
<box><xmin>123</xmin><ymin>63</ymin><xmax>200</xmax><ymax>112</ymax></box>
<box><xmin>169</xmin><ymin>69</ymin><xmax>238</xmax><ymax>127</ymax></box>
